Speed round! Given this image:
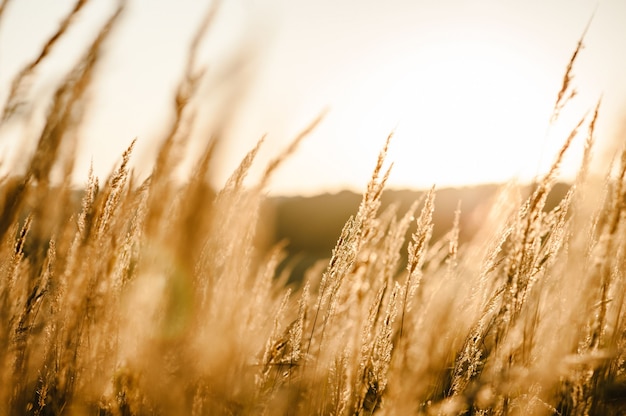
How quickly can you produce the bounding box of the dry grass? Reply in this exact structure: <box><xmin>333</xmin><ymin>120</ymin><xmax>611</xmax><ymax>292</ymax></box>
<box><xmin>1</xmin><ymin>3</ymin><xmax>625</xmax><ymax>415</ymax></box>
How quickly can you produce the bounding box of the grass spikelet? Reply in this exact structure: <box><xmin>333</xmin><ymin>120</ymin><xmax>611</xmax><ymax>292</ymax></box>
<box><xmin>446</xmin><ymin>201</ymin><xmax>462</xmax><ymax>274</ymax></box>
<box><xmin>26</xmin><ymin>1</ymin><xmax>124</xmax><ymax>187</ymax></box>
<box><xmin>291</xmin><ymin>278</ymin><xmax>310</xmax><ymax>365</ymax></box>
<box><xmin>259</xmin><ymin>111</ymin><xmax>327</xmax><ymax>190</ymax></box>
<box><xmin>382</xmin><ymin>200</ymin><xmax>421</xmax><ymax>282</ymax></box>
<box><xmin>1</xmin><ymin>7</ymin><xmax>625</xmax><ymax>414</ymax></box>
<box><xmin>355</xmin><ymin>133</ymin><xmax>393</xmax><ymax>237</ymax></box>
<box><xmin>305</xmin><ymin>138</ymin><xmax>392</xmax><ymax>368</ymax></box>
<box><xmin>400</xmin><ymin>185</ymin><xmax>435</xmax><ymax>339</ymax></box>
<box><xmin>151</xmin><ymin>0</ymin><xmax>221</xmax><ymax>178</ymax></box>
<box><xmin>328</xmin><ymin>347</ymin><xmax>352</xmax><ymax>416</ymax></box>
<box><xmin>355</xmin><ymin>282</ymin><xmax>400</xmax><ymax>415</ymax></box>
<box><xmin>307</xmin><ymin>215</ymin><xmax>360</xmax><ymax>356</ymax></box>
<box><xmin>550</xmin><ymin>12</ymin><xmax>594</xmax><ymax>124</ymax></box>
<box><xmin>576</xmin><ymin>98</ymin><xmax>602</xmax><ymax>185</ymax></box>
<box><xmin>223</xmin><ymin>136</ymin><xmax>265</xmax><ymax>194</ymax></box>
<box><xmin>11</xmin><ymin>237</ymin><xmax>55</xmax><ymax>401</ymax></box>
<box><xmin>1</xmin><ymin>0</ymin><xmax>90</xmax><ymax>122</ymax></box>
<box><xmin>95</xmin><ymin>139</ymin><xmax>135</xmax><ymax>239</ymax></box>
<box><xmin>258</xmin><ymin>288</ymin><xmax>293</xmax><ymax>393</ymax></box>
<box><xmin>144</xmin><ymin>1</ymin><xmax>221</xmax><ymax>243</ymax></box>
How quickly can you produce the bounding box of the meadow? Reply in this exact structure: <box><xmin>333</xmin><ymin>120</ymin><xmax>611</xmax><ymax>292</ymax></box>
<box><xmin>0</xmin><ymin>2</ymin><xmax>625</xmax><ymax>415</ymax></box>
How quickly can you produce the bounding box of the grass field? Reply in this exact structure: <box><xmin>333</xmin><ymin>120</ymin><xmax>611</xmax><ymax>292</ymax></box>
<box><xmin>1</xmin><ymin>2</ymin><xmax>625</xmax><ymax>415</ymax></box>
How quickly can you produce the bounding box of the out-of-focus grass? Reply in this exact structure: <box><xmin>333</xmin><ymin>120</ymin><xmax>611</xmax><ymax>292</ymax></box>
<box><xmin>0</xmin><ymin>2</ymin><xmax>623</xmax><ymax>415</ymax></box>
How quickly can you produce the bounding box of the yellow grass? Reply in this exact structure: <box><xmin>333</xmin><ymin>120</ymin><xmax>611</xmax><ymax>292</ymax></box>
<box><xmin>0</xmin><ymin>2</ymin><xmax>624</xmax><ymax>415</ymax></box>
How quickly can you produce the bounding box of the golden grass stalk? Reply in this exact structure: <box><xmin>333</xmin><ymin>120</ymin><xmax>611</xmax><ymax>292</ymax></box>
<box><xmin>1</xmin><ymin>6</ymin><xmax>625</xmax><ymax>415</ymax></box>
<box><xmin>1</xmin><ymin>0</ymin><xmax>91</xmax><ymax>122</ymax></box>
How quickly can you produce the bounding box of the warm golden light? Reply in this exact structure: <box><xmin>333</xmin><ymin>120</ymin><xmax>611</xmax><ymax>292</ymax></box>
<box><xmin>1</xmin><ymin>0</ymin><xmax>624</xmax><ymax>195</ymax></box>
<box><xmin>352</xmin><ymin>37</ymin><xmax>557</xmax><ymax>188</ymax></box>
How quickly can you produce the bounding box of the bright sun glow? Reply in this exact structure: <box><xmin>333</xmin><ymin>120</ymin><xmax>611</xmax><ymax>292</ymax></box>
<box><xmin>1</xmin><ymin>0</ymin><xmax>618</xmax><ymax>196</ymax></box>
<box><xmin>380</xmin><ymin>38</ymin><xmax>560</xmax><ymax>187</ymax></box>
<box><xmin>256</xmin><ymin>2</ymin><xmax>605</xmax><ymax>196</ymax></box>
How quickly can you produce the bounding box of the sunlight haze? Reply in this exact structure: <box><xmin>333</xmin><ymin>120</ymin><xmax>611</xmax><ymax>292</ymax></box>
<box><xmin>1</xmin><ymin>0</ymin><xmax>625</xmax><ymax>195</ymax></box>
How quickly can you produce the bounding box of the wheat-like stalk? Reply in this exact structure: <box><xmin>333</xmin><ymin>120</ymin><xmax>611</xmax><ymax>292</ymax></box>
<box><xmin>1</xmin><ymin>4</ymin><xmax>624</xmax><ymax>415</ymax></box>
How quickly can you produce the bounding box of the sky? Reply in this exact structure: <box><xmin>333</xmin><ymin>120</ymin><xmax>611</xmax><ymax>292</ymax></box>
<box><xmin>1</xmin><ymin>0</ymin><xmax>626</xmax><ymax>196</ymax></box>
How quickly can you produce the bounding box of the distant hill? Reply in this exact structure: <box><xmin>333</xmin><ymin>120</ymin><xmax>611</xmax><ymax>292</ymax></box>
<box><xmin>265</xmin><ymin>183</ymin><xmax>571</xmax><ymax>283</ymax></box>
<box><xmin>3</xmin><ymin>177</ymin><xmax>570</xmax><ymax>283</ymax></box>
